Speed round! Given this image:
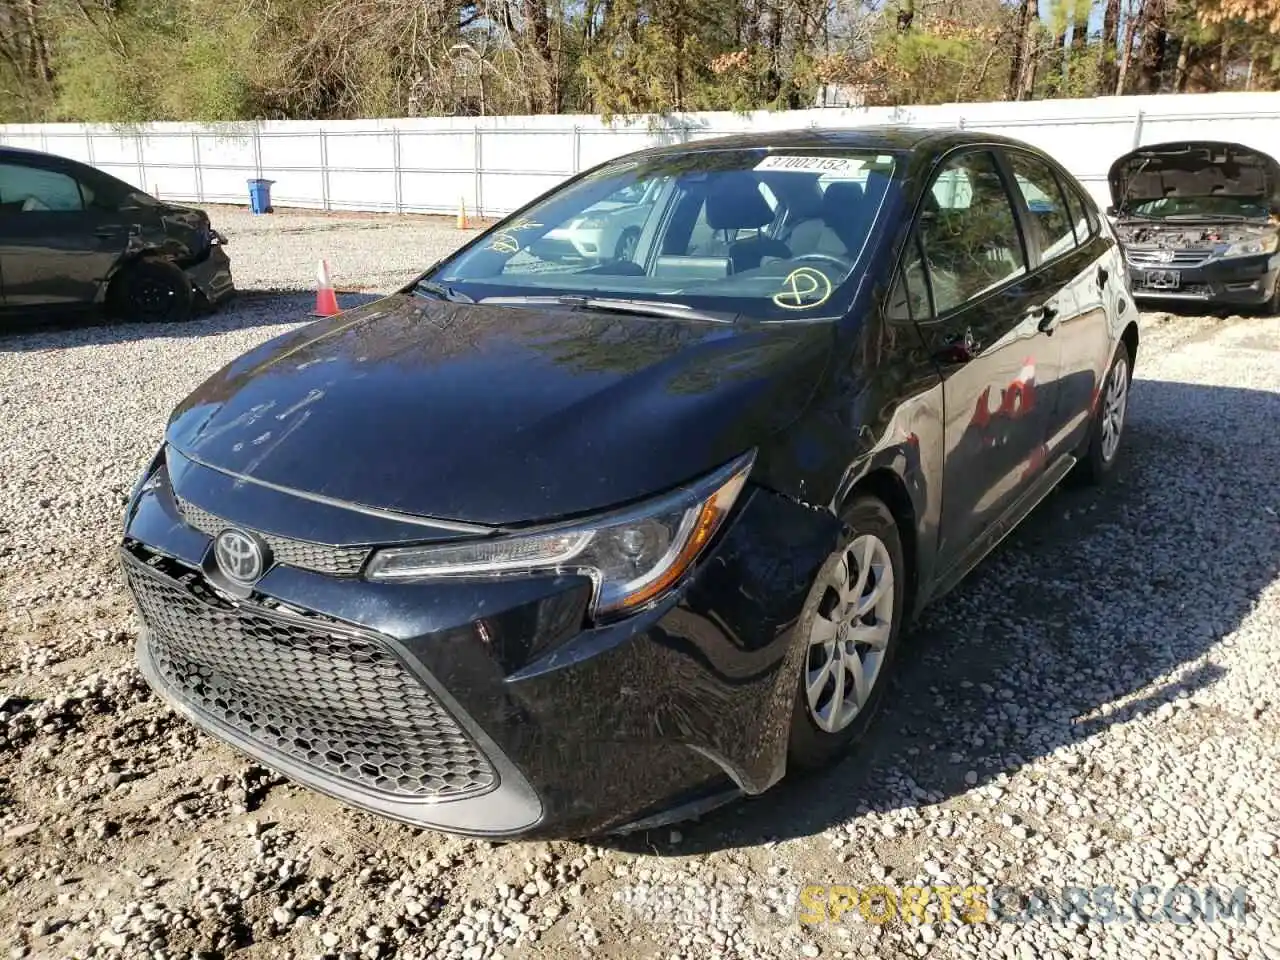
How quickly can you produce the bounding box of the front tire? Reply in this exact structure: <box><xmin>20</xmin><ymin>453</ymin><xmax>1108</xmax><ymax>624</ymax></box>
<box><xmin>108</xmin><ymin>259</ymin><xmax>195</xmax><ymax>323</ymax></box>
<box><xmin>787</xmin><ymin>495</ymin><xmax>906</xmax><ymax>771</ymax></box>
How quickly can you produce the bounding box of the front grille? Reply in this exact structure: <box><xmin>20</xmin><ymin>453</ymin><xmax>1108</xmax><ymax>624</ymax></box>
<box><xmin>177</xmin><ymin>497</ymin><xmax>370</xmax><ymax>577</ymax></box>
<box><xmin>125</xmin><ymin>555</ymin><xmax>497</xmax><ymax>800</ymax></box>
<box><xmin>1127</xmin><ymin>248</ymin><xmax>1212</xmax><ymax>267</ymax></box>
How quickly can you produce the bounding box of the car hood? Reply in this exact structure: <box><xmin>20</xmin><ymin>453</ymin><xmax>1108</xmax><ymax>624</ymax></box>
<box><xmin>1108</xmin><ymin>140</ymin><xmax>1280</xmax><ymax>208</ymax></box>
<box><xmin>166</xmin><ymin>293</ymin><xmax>833</xmax><ymax>525</ymax></box>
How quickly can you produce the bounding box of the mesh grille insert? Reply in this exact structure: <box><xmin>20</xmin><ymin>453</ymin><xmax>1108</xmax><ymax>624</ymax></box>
<box><xmin>177</xmin><ymin>497</ymin><xmax>370</xmax><ymax>577</ymax></box>
<box><xmin>125</xmin><ymin>556</ymin><xmax>497</xmax><ymax>800</ymax></box>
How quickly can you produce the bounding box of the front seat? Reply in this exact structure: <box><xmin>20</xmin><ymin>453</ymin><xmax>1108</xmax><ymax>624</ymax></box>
<box><xmin>702</xmin><ymin>176</ymin><xmax>791</xmax><ymax>272</ymax></box>
<box><xmin>784</xmin><ymin>181</ymin><xmax>871</xmax><ymax>260</ymax></box>
<box><xmin>816</xmin><ymin>181</ymin><xmax>868</xmax><ymax>257</ymax></box>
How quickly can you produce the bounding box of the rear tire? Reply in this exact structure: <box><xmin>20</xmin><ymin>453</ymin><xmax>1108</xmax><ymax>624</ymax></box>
<box><xmin>108</xmin><ymin>259</ymin><xmax>194</xmax><ymax>323</ymax></box>
<box><xmin>787</xmin><ymin>496</ymin><xmax>906</xmax><ymax>772</ymax></box>
<box><xmin>1070</xmin><ymin>343</ymin><xmax>1131</xmax><ymax>486</ymax></box>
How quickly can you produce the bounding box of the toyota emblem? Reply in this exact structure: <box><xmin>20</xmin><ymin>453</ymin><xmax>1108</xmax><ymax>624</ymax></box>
<box><xmin>214</xmin><ymin>529</ymin><xmax>267</xmax><ymax>584</ymax></box>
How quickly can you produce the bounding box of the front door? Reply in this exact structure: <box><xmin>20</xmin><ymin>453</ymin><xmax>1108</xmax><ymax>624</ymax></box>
<box><xmin>908</xmin><ymin>149</ymin><xmax>1062</xmax><ymax>571</ymax></box>
<box><xmin>0</xmin><ymin>161</ymin><xmax>129</xmax><ymax>311</ymax></box>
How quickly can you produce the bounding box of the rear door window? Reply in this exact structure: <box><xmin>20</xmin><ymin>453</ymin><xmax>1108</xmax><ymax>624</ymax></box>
<box><xmin>1075</xmin><ymin>184</ymin><xmax>1100</xmax><ymax>236</ymax></box>
<box><xmin>1007</xmin><ymin>152</ymin><xmax>1077</xmax><ymax>262</ymax></box>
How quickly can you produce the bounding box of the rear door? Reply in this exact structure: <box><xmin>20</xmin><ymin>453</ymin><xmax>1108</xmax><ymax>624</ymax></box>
<box><xmin>908</xmin><ymin>149</ymin><xmax>1063</xmax><ymax>570</ymax></box>
<box><xmin>0</xmin><ymin>158</ymin><xmax>131</xmax><ymax>311</ymax></box>
<box><xmin>1002</xmin><ymin>149</ymin><xmax>1113</xmax><ymax>460</ymax></box>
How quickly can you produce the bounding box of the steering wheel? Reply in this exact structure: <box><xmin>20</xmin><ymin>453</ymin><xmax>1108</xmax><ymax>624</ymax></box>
<box><xmin>792</xmin><ymin>253</ymin><xmax>850</xmax><ymax>269</ymax></box>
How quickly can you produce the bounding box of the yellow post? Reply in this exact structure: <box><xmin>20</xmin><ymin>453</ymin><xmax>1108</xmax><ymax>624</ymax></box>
<box><xmin>457</xmin><ymin>197</ymin><xmax>469</xmax><ymax>230</ymax></box>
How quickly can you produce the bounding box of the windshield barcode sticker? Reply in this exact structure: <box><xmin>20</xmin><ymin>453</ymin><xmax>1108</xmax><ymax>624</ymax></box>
<box><xmin>755</xmin><ymin>155</ymin><xmax>857</xmax><ymax>174</ymax></box>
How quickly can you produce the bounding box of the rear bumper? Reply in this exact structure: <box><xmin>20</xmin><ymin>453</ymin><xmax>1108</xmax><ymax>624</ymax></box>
<box><xmin>1127</xmin><ymin>252</ymin><xmax>1278</xmax><ymax>305</ymax></box>
<box><xmin>184</xmin><ymin>245</ymin><xmax>235</xmax><ymax>306</ymax></box>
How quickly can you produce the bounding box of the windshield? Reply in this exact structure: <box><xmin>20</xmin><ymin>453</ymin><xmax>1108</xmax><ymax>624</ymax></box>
<box><xmin>1129</xmin><ymin>195</ymin><xmax>1270</xmax><ymax>220</ymax></box>
<box><xmin>431</xmin><ymin>148</ymin><xmax>901</xmax><ymax>321</ymax></box>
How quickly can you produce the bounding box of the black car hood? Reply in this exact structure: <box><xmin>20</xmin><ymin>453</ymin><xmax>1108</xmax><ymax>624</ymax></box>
<box><xmin>166</xmin><ymin>294</ymin><xmax>833</xmax><ymax>526</ymax></box>
<box><xmin>1108</xmin><ymin>140</ymin><xmax>1280</xmax><ymax>208</ymax></box>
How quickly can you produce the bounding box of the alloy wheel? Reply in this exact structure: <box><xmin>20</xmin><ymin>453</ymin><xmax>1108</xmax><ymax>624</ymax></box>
<box><xmin>805</xmin><ymin>534</ymin><xmax>895</xmax><ymax>734</ymax></box>
<box><xmin>1100</xmin><ymin>356</ymin><xmax>1129</xmax><ymax>463</ymax></box>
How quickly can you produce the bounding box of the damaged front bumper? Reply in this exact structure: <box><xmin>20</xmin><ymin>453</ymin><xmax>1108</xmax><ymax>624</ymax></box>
<box><xmin>120</xmin><ymin>450</ymin><xmax>838</xmax><ymax>837</ymax></box>
<box><xmin>184</xmin><ymin>243</ymin><xmax>235</xmax><ymax>307</ymax></box>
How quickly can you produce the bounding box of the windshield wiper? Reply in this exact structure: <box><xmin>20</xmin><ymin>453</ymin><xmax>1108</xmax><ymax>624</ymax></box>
<box><xmin>1158</xmin><ymin>213</ymin><xmax>1262</xmax><ymax>222</ymax></box>
<box><xmin>414</xmin><ymin>280</ymin><xmax>474</xmax><ymax>303</ymax></box>
<box><xmin>480</xmin><ymin>294</ymin><xmax>735</xmax><ymax>323</ymax></box>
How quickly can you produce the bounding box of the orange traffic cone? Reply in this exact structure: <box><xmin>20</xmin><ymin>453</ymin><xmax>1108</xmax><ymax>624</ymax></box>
<box><xmin>311</xmin><ymin>259</ymin><xmax>339</xmax><ymax>317</ymax></box>
<box><xmin>457</xmin><ymin>197</ymin><xmax>470</xmax><ymax>230</ymax></box>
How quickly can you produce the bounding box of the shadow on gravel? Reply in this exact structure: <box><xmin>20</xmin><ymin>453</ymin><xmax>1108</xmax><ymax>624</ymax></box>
<box><xmin>610</xmin><ymin>377</ymin><xmax>1280</xmax><ymax>855</ymax></box>
<box><xmin>0</xmin><ymin>290</ymin><xmax>382</xmax><ymax>352</ymax></box>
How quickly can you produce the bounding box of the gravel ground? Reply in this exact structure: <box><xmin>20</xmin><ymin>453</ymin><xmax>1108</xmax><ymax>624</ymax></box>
<box><xmin>2</xmin><ymin>207</ymin><xmax>1279</xmax><ymax>960</ymax></box>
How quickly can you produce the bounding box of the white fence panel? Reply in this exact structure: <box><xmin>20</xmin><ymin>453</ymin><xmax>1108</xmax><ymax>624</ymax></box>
<box><xmin>3</xmin><ymin>92</ymin><xmax>1279</xmax><ymax>218</ymax></box>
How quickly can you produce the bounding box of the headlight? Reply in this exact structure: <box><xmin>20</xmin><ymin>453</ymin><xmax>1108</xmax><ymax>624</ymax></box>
<box><xmin>365</xmin><ymin>452</ymin><xmax>755</xmax><ymax>618</ymax></box>
<box><xmin>1221</xmin><ymin>234</ymin><xmax>1279</xmax><ymax>258</ymax></box>
<box><xmin>573</xmin><ymin>216</ymin><xmax>608</xmax><ymax>230</ymax></box>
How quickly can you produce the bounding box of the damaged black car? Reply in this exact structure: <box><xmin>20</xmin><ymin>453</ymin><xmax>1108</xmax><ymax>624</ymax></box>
<box><xmin>122</xmin><ymin>128</ymin><xmax>1137</xmax><ymax>838</ymax></box>
<box><xmin>1108</xmin><ymin>140</ymin><xmax>1280</xmax><ymax>310</ymax></box>
<box><xmin>0</xmin><ymin>146</ymin><xmax>234</xmax><ymax>322</ymax></box>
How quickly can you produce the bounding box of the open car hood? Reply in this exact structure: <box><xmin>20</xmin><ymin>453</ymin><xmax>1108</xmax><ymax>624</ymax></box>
<box><xmin>1108</xmin><ymin>140</ymin><xmax>1280</xmax><ymax>210</ymax></box>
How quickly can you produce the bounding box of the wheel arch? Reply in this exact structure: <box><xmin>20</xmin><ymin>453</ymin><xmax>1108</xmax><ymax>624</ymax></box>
<box><xmin>842</xmin><ymin>464</ymin><xmax>922</xmax><ymax>623</ymax></box>
<box><xmin>1120</xmin><ymin>320</ymin><xmax>1139</xmax><ymax>369</ymax></box>
<box><xmin>104</xmin><ymin>252</ymin><xmax>194</xmax><ymax>320</ymax></box>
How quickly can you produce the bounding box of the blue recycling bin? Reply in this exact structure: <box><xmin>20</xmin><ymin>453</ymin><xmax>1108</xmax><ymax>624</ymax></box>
<box><xmin>247</xmin><ymin>178</ymin><xmax>275</xmax><ymax>214</ymax></box>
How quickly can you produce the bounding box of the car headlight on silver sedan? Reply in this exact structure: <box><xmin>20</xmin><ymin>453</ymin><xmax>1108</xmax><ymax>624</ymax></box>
<box><xmin>1220</xmin><ymin>234</ymin><xmax>1279</xmax><ymax>258</ymax></box>
<box><xmin>365</xmin><ymin>452</ymin><xmax>755</xmax><ymax>619</ymax></box>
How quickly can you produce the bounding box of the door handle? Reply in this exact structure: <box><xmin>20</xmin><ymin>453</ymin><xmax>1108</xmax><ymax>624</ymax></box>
<box><xmin>1097</xmin><ymin>266</ymin><xmax>1109</xmax><ymax>290</ymax></box>
<box><xmin>1031</xmin><ymin>303</ymin><xmax>1060</xmax><ymax>334</ymax></box>
<box><xmin>934</xmin><ymin>329</ymin><xmax>979</xmax><ymax>365</ymax></box>
<box><xmin>94</xmin><ymin>229</ymin><xmax>120</xmax><ymax>239</ymax></box>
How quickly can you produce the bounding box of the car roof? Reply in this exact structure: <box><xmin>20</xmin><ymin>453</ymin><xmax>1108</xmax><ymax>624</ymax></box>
<box><xmin>0</xmin><ymin>145</ymin><xmax>75</xmax><ymax>167</ymax></box>
<box><xmin>630</xmin><ymin>125</ymin><xmax>1034</xmax><ymax>158</ymax></box>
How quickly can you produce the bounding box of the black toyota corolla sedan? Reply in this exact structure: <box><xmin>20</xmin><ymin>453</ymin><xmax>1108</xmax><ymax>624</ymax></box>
<box><xmin>122</xmin><ymin>127</ymin><xmax>1138</xmax><ymax>838</ymax></box>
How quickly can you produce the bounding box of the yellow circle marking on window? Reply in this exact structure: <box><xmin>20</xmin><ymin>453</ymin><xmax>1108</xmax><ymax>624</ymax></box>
<box><xmin>488</xmin><ymin>232</ymin><xmax>520</xmax><ymax>254</ymax></box>
<box><xmin>772</xmin><ymin>267</ymin><xmax>833</xmax><ymax>310</ymax></box>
